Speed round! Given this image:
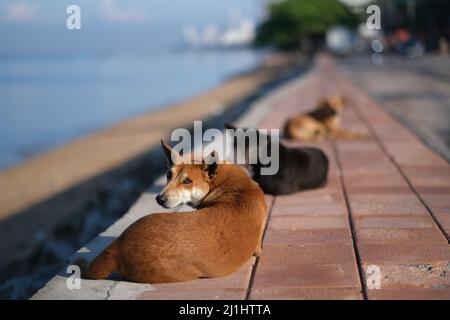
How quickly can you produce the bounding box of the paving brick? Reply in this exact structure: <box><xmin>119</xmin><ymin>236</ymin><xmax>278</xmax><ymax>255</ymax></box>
<box><xmin>258</xmin><ymin>244</ymin><xmax>356</xmax><ymax>266</ymax></box>
<box><xmin>347</xmin><ymin>186</ymin><xmax>412</xmax><ymax>194</ymax></box>
<box><xmin>274</xmin><ymin>189</ymin><xmax>343</xmax><ymax>206</ymax></box>
<box><xmin>349</xmin><ymin>192</ymin><xmax>421</xmax><ymax>205</ymax></box>
<box><xmin>339</xmin><ymin>154</ymin><xmax>393</xmax><ymax>167</ymax></box>
<box><xmin>403</xmin><ymin>166</ymin><xmax>450</xmax><ymax>187</ymax></box>
<box><xmin>252</xmin><ymin>244</ymin><xmax>361</xmax><ymax>289</ymax></box>
<box><xmin>339</xmin><ymin>152</ymin><xmax>393</xmax><ymax>165</ymax></box>
<box><xmin>420</xmin><ymin>193</ymin><xmax>450</xmax><ymax>211</ymax></box>
<box><xmin>267</xmin><ymin>216</ymin><xmax>349</xmax><ymax>230</ymax></box>
<box><xmin>264</xmin><ymin>228</ymin><xmax>352</xmax><ymax>245</ymax></box>
<box><xmin>359</xmin><ymin>244</ymin><xmax>450</xmax><ymax>264</ymax></box>
<box><xmin>136</xmin><ymin>288</ymin><xmax>246</xmax><ymax>300</ymax></box>
<box><xmin>416</xmin><ymin>186</ymin><xmax>450</xmax><ymax>194</ymax></box>
<box><xmin>349</xmin><ymin>198</ymin><xmax>428</xmax><ymax>216</ymax></box>
<box><xmin>354</xmin><ymin>216</ymin><xmax>435</xmax><ymax>229</ymax></box>
<box><xmin>252</xmin><ymin>263</ymin><xmax>360</xmax><ymax>289</ymax></box>
<box><xmin>249</xmin><ymin>287</ymin><xmax>363</xmax><ymax>300</ymax></box>
<box><xmin>349</xmin><ymin>188</ymin><xmax>428</xmax><ymax>216</ymax></box>
<box><xmin>336</xmin><ymin>140</ymin><xmax>380</xmax><ymax>152</ymax></box>
<box><xmin>356</xmin><ymin>228</ymin><xmax>448</xmax><ymax>244</ymax></box>
<box><xmin>403</xmin><ymin>165</ymin><xmax>450</xmax><ymax>176</ymax></box>
<box><xmin>367</xmin><ymin>288</ymin><xmax>450</xmax><ymax>300</ymax></box>
<box><xmin>339</xmin><ymin>156</ymin><xmax>394</xmax><ymax>170</ymax></box>
<box><xmin>342</xmin><ymin>166</ymin><xmax>398</xmax><ymax>176</ymax></box>
<box><xmin>386</xmin><ymin>146</ymin><xmax>449</xmax><ymax>167</ymax></box>
<box><xmin>396</xmin><ymin>155</ymin><xmax>449</xmax><ymax>167</ymax></box>
<box><xmin>271</xmin><ymin>203</ymin><xmax>346</xmax><ymax>216</ymax></box>
<box><xmin>345</xmin><ymin>173</ymin><xmax>408</xmax><ymax>188</ymax></box>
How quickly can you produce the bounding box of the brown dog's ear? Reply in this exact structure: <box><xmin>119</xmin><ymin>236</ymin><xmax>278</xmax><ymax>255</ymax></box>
<box><xmin>202</xmin><ymin>151</ymin><xmax>218</xmax><ymax>178</ymax></box>
<box><xmin>161</xmin><ymin>140</ymin><xmax>180</xmax><ymax>166</ymax></box>
<box><xmin>224</xmin><ymin>123</ymin><xmax>237</xmax><ymax>130</ymax></box>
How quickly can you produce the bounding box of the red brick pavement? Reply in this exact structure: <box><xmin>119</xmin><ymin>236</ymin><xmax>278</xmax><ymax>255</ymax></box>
<box><xmin>139</xmin><ymin>55</ymin><xmax>450</xmax><ymax>300</ymax></box>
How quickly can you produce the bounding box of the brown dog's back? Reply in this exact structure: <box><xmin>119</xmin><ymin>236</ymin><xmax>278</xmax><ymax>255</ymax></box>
<box><xmin>80</xmin><ymin>164</ymin><xmax>267</xmax><ymax>284</ymax></box>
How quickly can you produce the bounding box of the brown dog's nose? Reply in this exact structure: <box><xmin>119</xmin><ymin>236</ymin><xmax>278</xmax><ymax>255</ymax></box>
<box><xmin>156</xmin><ymin>194</ymin><xmax>167</xmax><ymax>206</ymax></box>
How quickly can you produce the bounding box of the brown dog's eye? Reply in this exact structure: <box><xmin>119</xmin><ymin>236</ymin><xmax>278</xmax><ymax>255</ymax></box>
<box><xmin>166</xmin><ymin>171</ymin><xmax>172</xmax><ymax>181</ymax></box>
<box><xmin>183</xmin><ymin>178</ymin><xmax>192</xmax><ymax>185</ymax></box>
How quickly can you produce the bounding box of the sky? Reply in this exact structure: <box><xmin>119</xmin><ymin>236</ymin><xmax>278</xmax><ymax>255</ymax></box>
<box><xmin>0</xmin><ymin>0</ymin><xmax>261</xmax><ymax>56</ymax></box>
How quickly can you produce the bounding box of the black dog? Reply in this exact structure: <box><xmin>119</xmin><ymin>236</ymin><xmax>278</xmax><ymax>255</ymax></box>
<box><xmin>225</xmin><ymin>124</ymin><xmax>329</xmax><ymax>195</ymax></box>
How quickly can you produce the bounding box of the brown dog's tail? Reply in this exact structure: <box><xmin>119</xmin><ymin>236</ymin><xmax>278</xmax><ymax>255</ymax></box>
<box><xmin>74</xmin><ymin>241</ymin><xmax>119</xmax><ymax>280</ymax></box>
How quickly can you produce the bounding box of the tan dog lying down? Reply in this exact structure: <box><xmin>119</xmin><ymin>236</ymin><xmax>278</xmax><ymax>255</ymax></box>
<box><xmin>75</xmin><ymin>141</ymin><xmax>267</xmax><ymax>284</ymax></box>
<box><xmin>284</xmin><ymin>96</ymin><xmax>366</xmax><ymax>141</ymax></box>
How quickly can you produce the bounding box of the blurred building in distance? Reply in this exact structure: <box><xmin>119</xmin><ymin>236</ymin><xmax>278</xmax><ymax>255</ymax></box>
<box><xmin>183</xmin><ymin>10</ymin><xmax>256</xmax><ymax>49</ymax></box>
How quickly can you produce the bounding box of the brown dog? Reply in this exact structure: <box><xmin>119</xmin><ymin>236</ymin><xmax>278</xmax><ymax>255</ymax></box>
<box><xmin>75</xmin><ymin>141</ymin><xmax>267</xmax><ymax>284</ymax></box>
<box><xmin>284</xmin><ymin>96</ymin><xmax>366</xmax><ymax>141</ymax></box>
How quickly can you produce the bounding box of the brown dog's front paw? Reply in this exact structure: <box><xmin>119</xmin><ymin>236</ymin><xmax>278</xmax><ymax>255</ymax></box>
<box><xmin>253</xmin><ymin>247</ymin><xmax>262</xmax><ymax>257</ymax></box>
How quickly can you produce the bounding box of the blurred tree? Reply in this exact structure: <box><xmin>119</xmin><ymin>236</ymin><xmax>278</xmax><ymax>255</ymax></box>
<box><xmin>255</xmin><ymin>0</ymin><xmax>359</xmax><ymax>51</ymax></box>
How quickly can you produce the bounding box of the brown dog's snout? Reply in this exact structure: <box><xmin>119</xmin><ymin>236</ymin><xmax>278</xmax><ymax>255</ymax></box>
<box><xmin>155</xmin><ymin>194</ymin><xmax>167</xmax><ymax>206</ymax></box>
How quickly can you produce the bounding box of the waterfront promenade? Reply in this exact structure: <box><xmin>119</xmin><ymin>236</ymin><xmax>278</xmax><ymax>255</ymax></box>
<box><xmin>0</xmin><ymin>54</ymin><xmax>300</xmax><ymax>287</ymax></box>
<box><xmin>33</xmin><ymin>56</ymin><xmax>450</xmax><ymax>300</ymax></box>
